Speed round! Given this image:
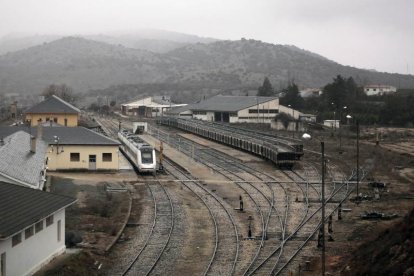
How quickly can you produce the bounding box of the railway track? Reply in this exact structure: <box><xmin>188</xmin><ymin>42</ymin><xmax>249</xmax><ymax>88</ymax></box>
<box><xmin>122</xmin><ymin>175</ymin><xmax>175</xmax><ymax>276</ymax></box>
<box><xmin>164</xmin><ymin>159</ymin><xmax>240</xmax><ymax>276</ymax></box>
<box><xmin>96</xmin><ymin>116</ymin><xmax>361</xmax><ymax>275</ymax></box>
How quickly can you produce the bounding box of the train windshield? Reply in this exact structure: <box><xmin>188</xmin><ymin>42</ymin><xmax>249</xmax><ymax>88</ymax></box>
<box><xmin>141</xmin><ymin>150</ymin><xmax>153</xmax><ymax>164</ymax></box>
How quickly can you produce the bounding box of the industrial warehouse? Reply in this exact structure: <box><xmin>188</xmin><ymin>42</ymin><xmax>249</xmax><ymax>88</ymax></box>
<box><xmin>167</xmin><ymin>95</ymin><xmax>303</xmax><ymax>123</ymax></box>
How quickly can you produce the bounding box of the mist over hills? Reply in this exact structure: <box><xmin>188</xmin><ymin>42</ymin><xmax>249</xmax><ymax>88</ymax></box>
<box><xmin>0</xmin><ymin>33</ymin><xmax>413</xmax><ymax>96</ymax></box>
<box><xmin>0</xmin><ymin>29</ymin><xmax>217</xmax><ymax>55</ymax></box>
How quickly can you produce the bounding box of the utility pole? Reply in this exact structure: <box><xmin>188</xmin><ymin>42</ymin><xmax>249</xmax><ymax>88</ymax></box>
<box><xmin>356</xmin><ymin>120</ymin><xmax>360</xmax><ymax>200</ymax></box>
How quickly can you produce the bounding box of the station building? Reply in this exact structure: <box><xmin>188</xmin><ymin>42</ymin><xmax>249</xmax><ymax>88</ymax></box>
<box><xmin>0</xmin><ymin>182</ymin><xmax>76</xmax><ymax>276</ymax></box>
<box><xmin>0</xmin><ymin>126</ymin><xmax>120</xmax><ymax>171</ymax></box>
<box><xmin>121</xmin><ymin>96</ymin><xmax>187</xmax><ymax>117</ymax></box>
<box><xmin>25</xmin><ymin>95</ymin><xmax>80</xmax><ymax>127</ymax></box>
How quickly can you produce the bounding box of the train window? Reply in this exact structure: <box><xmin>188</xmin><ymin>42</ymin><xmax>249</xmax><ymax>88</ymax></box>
<box><xmin>70</xmin><ymin>153</ymin><xmax>80</xmax><ymax>162</ymax></box>
<box><xmin>102</xmin><ymin>153</ymin><xmax>112</xmax><ymax>162</ymax></box>
<box><xmin>141</xmin><ymin>151</ymin><xmax>153</xmax><ymax>164</ymax></box>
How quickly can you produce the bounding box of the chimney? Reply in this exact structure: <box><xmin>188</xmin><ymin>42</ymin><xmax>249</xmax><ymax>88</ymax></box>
<box><xmin>37</xmin><ymin>122</ymin><xmax>43</xmax><ymax>140</ymax></box>
<box><xmin>30</xmin><ymin>135</ymin><xmax>36</xmax><ymax>153</ymax></box>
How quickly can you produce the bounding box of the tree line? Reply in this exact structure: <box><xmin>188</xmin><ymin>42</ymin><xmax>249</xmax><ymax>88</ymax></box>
<box><xmin>258</xmin><ymin>76</ymin><xmax>414</xmax><ymax>127</ymax></box>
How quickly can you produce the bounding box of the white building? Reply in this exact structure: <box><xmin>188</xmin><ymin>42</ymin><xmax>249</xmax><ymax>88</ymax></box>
<box><xmin>168</xmin><ymin>95</ymin><xmax>280</xmax><ymax>123</ymax></box>
<box><xmin>0</xmin><ymin>182</ymin><xmax>76</xmax><ymax>276</ymax></box>
<box><xmin>364</xmin><ymin>85</ymin><xmax>397</xmax><ymax>96</ymax></box>
<box><xmin>300</xmin><ymin>88</ymin><xmax>322</xmax><ymax>98</ymax></box>
<box><xmin>121</xmin><ymin>96</ymin><xmax>187</xmax><ymax>117</ymax></box>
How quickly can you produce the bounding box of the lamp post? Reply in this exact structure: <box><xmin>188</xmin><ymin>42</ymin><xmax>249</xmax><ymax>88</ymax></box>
<box><xmin>346</xmin><ymin>114</ymin><xmax>352</xmax><ymax>125</ymax></box>
<box><xmin>356</xmin><ymin>120</ymin><xmax>360</xmax><ymax>201</ymax></box>
<box><xmin>338</xmin><ymin>106</ymin><xmax>347</xmax><ymax>152</ymax></box>
<box><xmin>302</xmin><ymin>133</ymin><xmax>326</xmax><ymax>276</ymax></box>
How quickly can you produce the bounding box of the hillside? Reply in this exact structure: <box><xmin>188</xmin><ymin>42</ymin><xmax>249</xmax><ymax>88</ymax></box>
<box><xmin>1</xmin><ymin>37</ymin><xmax>414</xmax><ymax>95</ymax></box>
<box><xmin>0</xmin><ymin>30</ymin><xmax>217</xmax><ymax>55</ymax></box>
<box><xmin>0</xmin><ymin>37</ymin><xmax>173</xmax><ymax>93</ymax></box>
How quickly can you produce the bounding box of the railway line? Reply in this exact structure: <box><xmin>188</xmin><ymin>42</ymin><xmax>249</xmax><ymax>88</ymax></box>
<box><xmin>163</xmin><ymin>159</ymin><xmax>240</xmax><ymax>276</ymax></box>
<box><xmin>122</xmin><ymin>175</ymin><xmax>175</xmax><ymax>276</ymax></box>
<box><xmin>95</xmin><ymin>115</ymin><xmax>365</xmax><ymax>275</ymax></box>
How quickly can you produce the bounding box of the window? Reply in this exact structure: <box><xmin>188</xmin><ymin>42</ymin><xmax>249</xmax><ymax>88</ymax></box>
<box><xmin>46</xmin><ymin>215</ymin><xmax>54</xmax><ymax>227</ymax></box>
<box><xmin>53</xmin><ymin>118</ymin><xmax>58</xmax><ymax>123</ymax></box>
<box><xmin>35</xmin><ymin>221</ymin><xmax>43</xmax><ymax>233</ymax></box>
<box><xmin>102</xmin><ymin>153</ymin><xmax>112</xmax><ymax>162</ymax></box>
<box><xmin>25</xmin><ymin>226</ymin><xmax>34</xmax><ymax>239</ymax></box>
<box><xmin>12</xmin><ymin>233</ymin><xmax>22</xmax><ymax>247</ymax></box>
<box><xmin>64</xmin><ymin>118</ymin><xmax>68</xmax><ymax>126</ymax></box>
<box><xmin>46</xmin><ymin>117</ymin><xmax>50</xmax><ymax>121</ymax></box>
<box><xmin>193</xmin><ymin>111</ymin><xmax>207</xmax><ymax>115</ymax></box>
<box><xmin>1</xmin><ymin>252</ymin><xmax>5</xmax><ymax>276</ymax></box>
<box><xmin>70</xmin><ymin>153</ymin><xmax>80</xmax><ymax>162</ymax></box>
<box><xmin>57</xmin><ymin>220</ymin><xmax>61</xmax><ymax>242</ymax></box>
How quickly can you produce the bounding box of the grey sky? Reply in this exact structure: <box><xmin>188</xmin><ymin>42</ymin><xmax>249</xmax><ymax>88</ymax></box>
<box><xmin>1</xmin><ymin>0</ymin><xmax>413</xmax><ymax>74</ymax></box>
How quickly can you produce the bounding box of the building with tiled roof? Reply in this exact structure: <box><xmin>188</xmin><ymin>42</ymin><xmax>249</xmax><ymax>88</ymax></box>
<box><xmin>0</xmin><ymin>181</ymin><xmax>76</xmax><ymax>275</ymax></box>
<box><xmin>0</xmin><ymin>126</ymin><xmax>120</xmax><ymax>171</ymax></box>
<box><xmin>364</xmin><ymin>84</ymin><xmax>397</xmax><ymax>96</ymax></box>
<box><xmin>25</xmin><ymin>95</ymin><xmax>81</xmax><ymax>127</ymax></box>
<box><xmin>0</xmin><ymin>131</ymin><xmax>47</xmax><ymax>189</ymax></box>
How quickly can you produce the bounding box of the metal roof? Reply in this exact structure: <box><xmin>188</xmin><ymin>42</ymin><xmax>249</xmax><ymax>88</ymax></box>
<box><xmin>189</xmin><ymin>95</ymin><xmax>278</xmax><ymax>112</ymax></box>
<box><xmin>165</xmin><ymin>104</ymin><xmax>194</xmax><ymax>115</ymax></box>
<box><xmin>25</xmin><ymin>95</ymin><xmax>81</xmax><ymax>114</ymax></box>
<box><xmin>0</xmin><ymin>181</ymin><xmax>76</xmax><ymax>239</ymax></box>
<box><xmin>0</xmin><ymin>126</ymin><xmax>120</xmax><ymax>146</ymax></box>
<box><xmin>0</xmin><ymin>131</ymin><xmax>48</xmax><ymax>188</ymax></box>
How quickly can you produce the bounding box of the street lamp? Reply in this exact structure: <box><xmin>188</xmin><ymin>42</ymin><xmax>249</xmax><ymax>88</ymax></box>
<box><xmin>338</xmin><ymin>106</ymin><xmax>347</xmax><ymax>152</ymax></box>
<box><xmin>302</xmin><ymin>133</ymin><xmax>326</xmax><ymax>276</ymax></box>
<box><xmin>346</xmin><ymin>115</ymin><xmax>352</xmax><ymax>125</ymax></box>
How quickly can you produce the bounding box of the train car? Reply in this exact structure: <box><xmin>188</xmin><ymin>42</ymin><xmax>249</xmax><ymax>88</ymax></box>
<box><xmin>158</xmin><ymin>117</ymin><xmax>299</xmax><ymax>169</ymax></box>
<box><xmin>118</xmin><ymin>129</ymin><xmax>157</xmax><ymax>174</ymax></box>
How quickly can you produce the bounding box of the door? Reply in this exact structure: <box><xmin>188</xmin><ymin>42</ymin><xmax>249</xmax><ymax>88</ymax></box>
<box><xmin>88</xmin><ymin>155</ymin><xmax>96</xmax><ymax>170</ymax></box>
<box><xmin>1</xmin><ymin>252</ymin><xmax>5</xmax><ymax>276</ymax></box>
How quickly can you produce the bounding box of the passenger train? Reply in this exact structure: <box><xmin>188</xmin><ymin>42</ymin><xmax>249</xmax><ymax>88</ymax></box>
<box><xmin>118</xmin><ymin>129</ymin><xmax>157</xmax><ymax>174</ymax></box>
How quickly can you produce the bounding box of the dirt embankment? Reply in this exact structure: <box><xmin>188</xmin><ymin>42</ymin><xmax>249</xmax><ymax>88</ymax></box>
<box><xmin>341</xmin><ymin>208</ymin><xmax>414</xmax><ymax>276</ymax></box>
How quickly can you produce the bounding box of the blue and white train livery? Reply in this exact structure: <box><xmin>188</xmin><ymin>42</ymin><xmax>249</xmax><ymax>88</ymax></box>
<box><xmin>118</xmin><ymin>129</ymin><xmax>157</xmax><ymax>174</ymax></box>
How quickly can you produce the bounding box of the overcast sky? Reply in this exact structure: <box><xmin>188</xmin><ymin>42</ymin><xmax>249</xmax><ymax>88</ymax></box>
<box><xmin>1</xmin><ymin>0</ymin><xmax>413</xmax><ymax>74</ymax></box>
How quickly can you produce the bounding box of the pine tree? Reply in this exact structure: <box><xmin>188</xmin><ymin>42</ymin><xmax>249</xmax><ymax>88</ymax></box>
<box><xmin>258</xmin><ymin>77</ymin><xmax>274</xmax><ymax>96</ymax></box>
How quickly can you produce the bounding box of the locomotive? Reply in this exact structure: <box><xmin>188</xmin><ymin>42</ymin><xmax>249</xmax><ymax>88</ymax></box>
<box><xmin>118</xmin><ymin>129</ymin><xmax>157</xmax><ymax>174</ymax></box>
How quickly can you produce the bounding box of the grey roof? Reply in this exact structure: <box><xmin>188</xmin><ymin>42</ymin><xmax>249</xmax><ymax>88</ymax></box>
<box><xmin>190</xmin><ymin>95</ymin><xmax>279</xmax><ymax>112</ymax></box>
<box><xmin>0</xmin><ymin>126</ymin><xmax>120</xmax><ymax>146</ymax></box>
<box><xmin>25</xmin><ymin>95</ymin><xmax>80</xmax><ymax>114</ymax></box>
<box><xmin>0</xmin><ymin>131</ymin><xmax>48</xmax><ymax>188</ymax></box>
<box><xmin>166</xmin><ymin>104</ymin><xmax>194</xmax><ymax>115</ymax></box>
<box><xmin>0</xmin><ymin>181</ymin><xmax>76</xmax><ymax>239</ymax></box>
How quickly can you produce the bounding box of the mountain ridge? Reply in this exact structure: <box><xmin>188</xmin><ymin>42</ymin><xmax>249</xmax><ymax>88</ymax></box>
<box><xmin>0</xmin><ymin>36</ymin><xmax>413</xmax><ymax>95</ymax></box>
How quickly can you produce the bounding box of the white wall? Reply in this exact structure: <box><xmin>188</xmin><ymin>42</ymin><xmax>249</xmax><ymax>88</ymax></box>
<box><xmin>236</xmin><ymin>98</ymin><xmax>279</xmax><ymax>123</ymax></box>
<box><xmin>0</xmin><ymin>209</ymin><xmax>66</xmax><ymax>276</ymax></box>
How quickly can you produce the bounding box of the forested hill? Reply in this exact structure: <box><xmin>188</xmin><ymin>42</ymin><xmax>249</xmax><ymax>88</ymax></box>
<box><xmin>1</xmin><ymin>36</ymin><xmax>413</xmax><ymax>95</ymax></box>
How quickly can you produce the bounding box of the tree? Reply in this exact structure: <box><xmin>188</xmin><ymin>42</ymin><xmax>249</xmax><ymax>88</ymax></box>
<box><xmin>322</xmin><ymin>75</ymin><xmax>359</xmax><ymax>109</ymax></box>
<box><xmin>258</xmin><ymin>77</ymin><xmax>274</xmax><ymax>96</ymax></box>
<box><xmin>42</xmin><ymin>84</ymin><xmax>77</xmax><ymax>104</ymax></box>
<box><xmin>280</xmin><ymin>81</ymin><xmax>304</xmax><ymax>109</ymax></box>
